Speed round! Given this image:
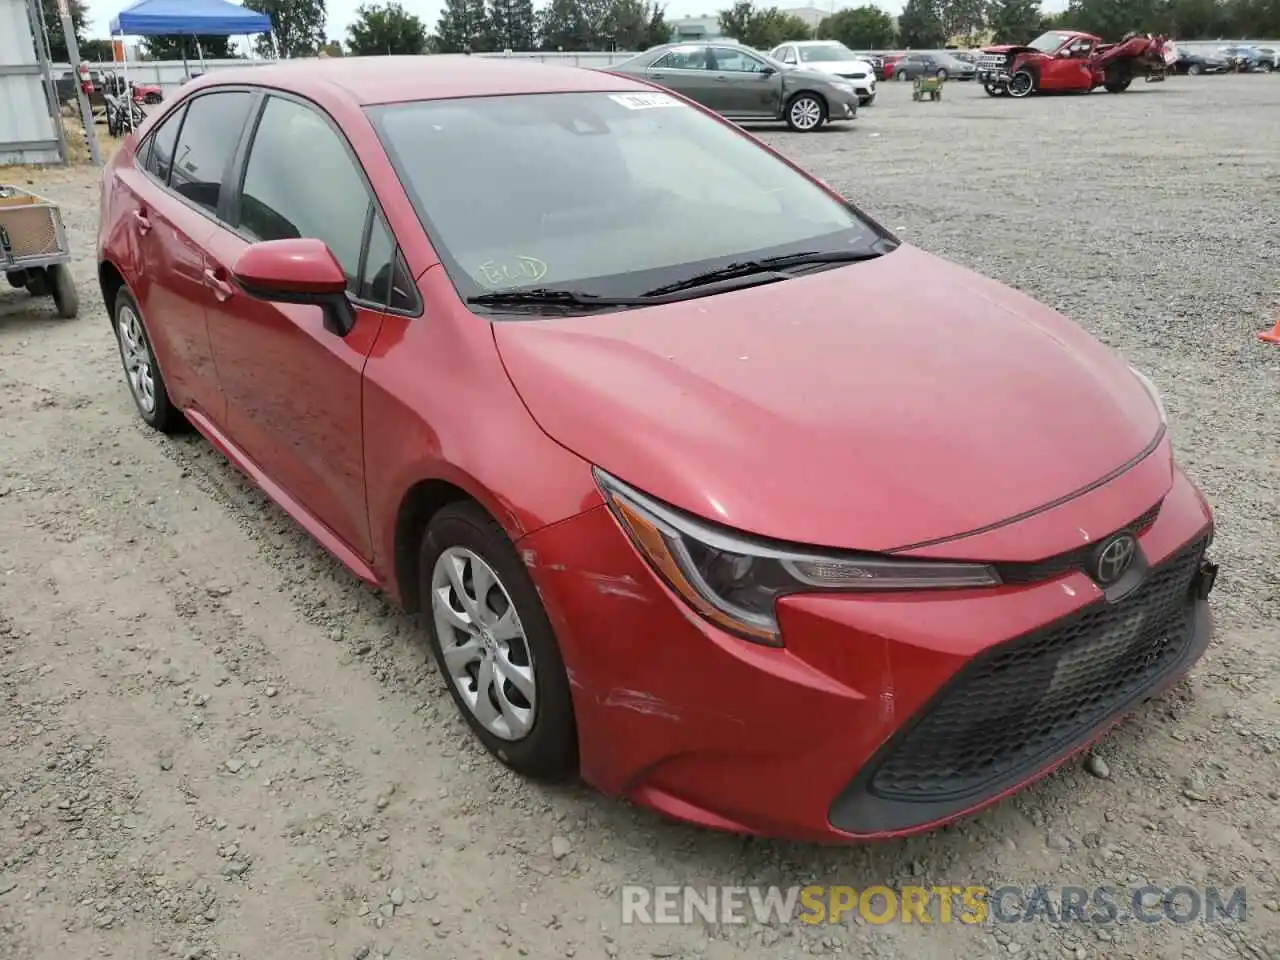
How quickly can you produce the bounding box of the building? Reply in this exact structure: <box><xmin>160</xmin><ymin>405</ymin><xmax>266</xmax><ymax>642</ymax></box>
<box><xmin>669</xmin><ymin>4</ymin><xmax>847</xmax><ymax>43</ymax></box>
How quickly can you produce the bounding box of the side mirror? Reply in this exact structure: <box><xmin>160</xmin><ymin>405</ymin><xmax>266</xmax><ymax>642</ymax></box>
<box><xmin>761</xmin><ymin>64</ymin><xmax>777</xmax><ymax>74</ymax></box>
<box><xmin>232</xmin><ymin>237</ymin><xmax>356</xmax><ymax>337</ymax></box>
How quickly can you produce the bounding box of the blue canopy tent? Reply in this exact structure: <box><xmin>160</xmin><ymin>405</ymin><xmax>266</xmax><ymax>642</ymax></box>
<box><xmin>107</xmin><ymin>0</ymin><xmax>274</xmax><ymax>128</ymax></box>
<box><xmin>109</xmin><ymin>0</ymin><xmax>273</xmax><ymax>37</ymax></box>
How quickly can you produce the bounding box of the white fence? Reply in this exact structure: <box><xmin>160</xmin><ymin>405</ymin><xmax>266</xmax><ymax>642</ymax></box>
<box><xmin>52</xmin><ymin>39</ymin><xmax>1279</xmax><ymax>101</ymax></box>
<box><xmin>51</xmin><ymin>50</ymin><xmax>642</xmax><ymax>98</ymax></box>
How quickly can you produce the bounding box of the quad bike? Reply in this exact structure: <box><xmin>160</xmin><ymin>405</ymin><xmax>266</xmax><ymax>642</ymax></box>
<box><xmin>1</xmin><ymin>185</ymin><xmax>79</xmax><ymax>319</ymax></box>
<box><xmin>105</xmin><ymin>90</ymin><xmax>148</xmax><ymax>138</ymax></box>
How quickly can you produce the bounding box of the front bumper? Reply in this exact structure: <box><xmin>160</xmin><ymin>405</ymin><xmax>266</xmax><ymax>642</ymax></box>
<box><xmin>519</xmin><ymin>466</ymin><xmax>1216</xmax><ymax>843</ymax></box>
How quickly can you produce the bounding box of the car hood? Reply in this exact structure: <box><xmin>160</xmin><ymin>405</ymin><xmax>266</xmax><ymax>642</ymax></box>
<box><xmin>492</xmin><ymin>244</ymin><xmax>1162</xmax><ymax>553</ymax></box>
<box><xmin>800</xmin><ymin>60</ymin><xmax>874</xmax><ymax>74</ymax></box>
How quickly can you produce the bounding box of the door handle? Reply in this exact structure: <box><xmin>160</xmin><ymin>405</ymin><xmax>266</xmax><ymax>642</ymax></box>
<box><xmin>132</xmin><ymin>209</ymin><xmax>151</xmax><ymax>234</ymax></box>
<box><xmin>649</xmin><ymin>72</ymin><xmax>665</xmax><ymax>79</ymax></box>
<box><xmin>203</xmin><ymin>266</ymin><xmax>235</xmax><ymax>302</ymax></box>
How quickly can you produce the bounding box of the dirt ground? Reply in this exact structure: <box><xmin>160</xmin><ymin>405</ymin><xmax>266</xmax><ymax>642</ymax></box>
<box><xmin>2</xmin><ymin>75</ymin><xmax>1278</xmax><ymax>960</ymax></box>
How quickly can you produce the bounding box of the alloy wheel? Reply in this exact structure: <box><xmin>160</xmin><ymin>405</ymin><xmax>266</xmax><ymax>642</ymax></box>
<box><xmin>788</xmin><ymin>96</ymin><xmax>822</xmax><ymax>131</ymax></box>
<box><xmin>431</xmin><ymin>546</ymin><xmax>536</xmax><ymax>741</ymax></box>
<box><xmin>116</xmin><ymin>303</ymin><xmax>156</xmax><ymax>415</ymax></box>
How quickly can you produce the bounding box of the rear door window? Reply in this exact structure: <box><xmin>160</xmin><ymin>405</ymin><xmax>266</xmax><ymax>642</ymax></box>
<box><xmin>143</xmin><ymin>105</ymin><xmax>185</xmax><ymax>185</ymax></box>
<box><xmin>167</xmin><ymin>90</ymin><xmax>255</xmax><ymax>214</ymax></box>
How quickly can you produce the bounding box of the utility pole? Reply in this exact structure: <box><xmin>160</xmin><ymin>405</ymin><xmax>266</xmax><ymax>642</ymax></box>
<box><xmin>55</xmin><ymin>0</ymin><xmax>102</xmax><ymax>165</ymax></box>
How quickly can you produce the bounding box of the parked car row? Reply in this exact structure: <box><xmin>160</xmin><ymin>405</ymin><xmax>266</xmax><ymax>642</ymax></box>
<box><xmin>1170</xmin><ymin>44</ymin><xmax>1277</xmax><ymax>73</ymax></box>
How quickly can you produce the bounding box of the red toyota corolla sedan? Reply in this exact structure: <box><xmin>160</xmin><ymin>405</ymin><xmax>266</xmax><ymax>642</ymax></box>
<box><xmin>96</xmin><ymin>55</ymin><xmax>1218</xmax><ymax>843</ymax></box>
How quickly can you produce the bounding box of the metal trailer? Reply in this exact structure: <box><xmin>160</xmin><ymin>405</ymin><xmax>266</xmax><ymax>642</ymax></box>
<box><xmin>1</xmin><ymin>184</ymin><xmax>79</xmax><ymax>318</ymax></box>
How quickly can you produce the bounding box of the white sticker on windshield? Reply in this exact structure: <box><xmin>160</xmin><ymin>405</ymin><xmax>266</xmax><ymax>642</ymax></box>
<box><xmin>608</xmin><ymin>92</ymin><xmax>683</xmax><ymax>110</ymax></box>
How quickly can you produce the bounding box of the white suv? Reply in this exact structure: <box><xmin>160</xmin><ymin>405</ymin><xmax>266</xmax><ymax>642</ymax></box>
<box><xmin>769</xmin><ymin>40</ymin><xmax>877</xmax><ymax>105</ymax></box>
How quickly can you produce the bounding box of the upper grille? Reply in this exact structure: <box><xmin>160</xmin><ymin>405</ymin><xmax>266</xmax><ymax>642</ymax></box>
<box><xmin>994</xmin><ymin>499</ymin><xmax>1162</xmax><ymax>585</ymax></box>
<box><xmin>977</xmin><ymin>52</ymin><xmax>1008</xmax><ymax>72</ymax></box>
<box><xmin>837</xmin><ymin>71</ymin><xmax>869</xmax><ymax>80</ymax></box>
<box><xmin>865</xmin><ymin>532</ymin><xmax>1207</xmax><ymax>804</ymax></box>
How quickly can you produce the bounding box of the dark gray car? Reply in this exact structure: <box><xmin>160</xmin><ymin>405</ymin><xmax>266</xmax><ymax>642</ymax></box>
<box><xmin>608</xmin><ymin>42</ymin><xmax>859</xmax><ymax>132</ymax></box>
<box><xmin>894</xmin><ymin>52</ymin><xmax>977</xmax><ymax>81</ymax></box>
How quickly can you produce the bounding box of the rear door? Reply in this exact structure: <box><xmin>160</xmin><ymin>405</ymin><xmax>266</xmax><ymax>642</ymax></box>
<box><xmin>202</xmin><ymin>92</ymin><xmax>417</xmax><ymax>559</ymax></box>
<box><xmin>644</xmin><ymin>45</ymin><xmax>720</xmax><ymax>109</ymax></box>
<box><xmin>113</xmin><ymin>91</ymin><xmax>256</xmax><ymax>422</ymax></box>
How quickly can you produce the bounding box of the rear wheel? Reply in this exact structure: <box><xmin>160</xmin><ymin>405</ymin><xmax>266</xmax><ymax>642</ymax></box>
<box><xmin>897</xmin><ymin>69</ymin><xmax>909</xmax><ymax>81</ymax></box>
<box><xmin>48</xmin><ymin>264</ymin><xmax>78</xmax><ymax>318</ymax></box>
<box><xmin>936</xmin><ymin>68</ymin><xmax>948</xmax><ymax>80</ymax></box>
<box><xmin>1104</xmin><ymin>66</ymin><xmax>1132</xmax><ymax>93</ymax></box>
<box><xmin>785</xmin><ymin>93</ymin><xmax>826</xmax><ymax>132</ymax></box>
<box><xmin>112</xmin><ymin>286</ymin><xmax>185</xmax><ymax>433</ymax></box>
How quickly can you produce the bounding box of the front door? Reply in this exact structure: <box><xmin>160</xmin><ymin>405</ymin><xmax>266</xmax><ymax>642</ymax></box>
<box><xmin>1045</xmin><ymin>38</ymin><xmax>1097</xmax><ymax>89</ymax></box>
<box><xmin>706</xmin><ymin>46</ymin><xmax>782</xmax><ymax>117</ymax></box>
<box><xmin>203</xmin><ymin>92</ymin><xmax>392</xmax><ymax>559</ymax></box>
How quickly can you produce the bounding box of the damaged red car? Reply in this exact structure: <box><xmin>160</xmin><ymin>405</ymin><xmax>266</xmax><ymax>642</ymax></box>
<box><xmin>976</xmin><ymin>29</ymin><xmax>1176</xmax><ymax>97</ymax></box>
<box><xmin>96</xmin><ymin>55</ymin><xmax>1218</xmax><ymax>843</ymax></box>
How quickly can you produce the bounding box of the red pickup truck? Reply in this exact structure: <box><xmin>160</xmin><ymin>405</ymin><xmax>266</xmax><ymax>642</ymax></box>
<box><xmin>975</xmin><ymin>29</ymin><xmax>1176</xmax><ymax>97</ymax></box>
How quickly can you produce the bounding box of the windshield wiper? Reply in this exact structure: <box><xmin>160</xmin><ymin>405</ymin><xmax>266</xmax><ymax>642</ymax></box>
<box><xmin>466</xmin><ymin>288</ymin><xmax>653</xmax><ymax>309</ymax></box>
<box><xmin>641</xmin><ymin>248</ymin><xmax>888</xmax><ymax>298</ymax></box>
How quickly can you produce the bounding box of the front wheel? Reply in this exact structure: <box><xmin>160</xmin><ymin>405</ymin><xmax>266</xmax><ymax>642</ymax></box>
<box><xmin>419</xmin><ymin>502</ymin><xmax>578</xmax><ymax>780</ymax></box>
<box><xmin>982</xmin><ymin>80</ymin><xmax>1004</xmax><ymax>97</ymax></box>
<box><xmin>897</xmin><ymin>69</ymin><xmax>909</xmax><ymax>81</ymax></box>
<box><xmin>936</xmin><ymin>68</ymin><xmax>948</xmax><ymax>80</ymax></box>
<box><xmin>785</xmin><ymin>93</ymin><xmax>826</xmax><ymax>132</ymax></box>
<box><xmin>1188</xmin><ymin>63</ymin><xmax>1202</xmax><ymax>75</ymax></box>
<box><xmin>1007</xmin><ymin>69</ymin><xmax>1036</xmax><ymax>98</ymax></box>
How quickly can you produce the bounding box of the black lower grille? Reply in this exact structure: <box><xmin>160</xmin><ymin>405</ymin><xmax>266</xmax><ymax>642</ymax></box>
<box><xmin>865</xmin><ymin>533</ymin><xmax>1208</xmax><ymax>804</ymax></box>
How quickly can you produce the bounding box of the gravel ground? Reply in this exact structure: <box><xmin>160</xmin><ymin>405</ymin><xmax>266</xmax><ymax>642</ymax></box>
<box><xmin>2</xmin><ymin>74</ymin><xmax>1278</xmax><ymax>960</ymax></box>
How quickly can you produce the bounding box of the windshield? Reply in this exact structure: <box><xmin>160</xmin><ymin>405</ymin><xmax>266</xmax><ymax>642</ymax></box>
<box><xmin>1028</xmin><ymin>31</ymin><xmax>1071</xmax><ymax>52</ymax></box>
<box><xmin>369</xmin><ymin>91</ymin><xmax>882</xmax><ymax>311</ymax></box>
<box><xmin>799</xmin><ymin>43</ymin><xmax>857</xmax><ymax>62</ymax></box>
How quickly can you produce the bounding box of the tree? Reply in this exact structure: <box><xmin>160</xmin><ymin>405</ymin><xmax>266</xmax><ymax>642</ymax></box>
<box><xmin>896</xmin><ymin>0</ymin><xmax>946</xmax><ymax>46</ymax></box>
<box><xmin>817</xmin><ymin>5</ymin><xmax>897</xmax><ymax>46</ymax></box>
<box><xmin>717</xmin><ymin>1</ymin><xmax>811</xmax><ymax>47</ymax></box>
<box><xmin>142</xmin><ymin>35</ymin><xmax>236</xmax><ymax>59</ymax></box>
<box><xmin>347</xmin><ymin>1</ymin><xmax>427</xmax><ymax>53</ymax></box>
<box><xmin>243</xmin><ymin>0</ymin><xmax>328</xmax><ymax>57</ymax></box>
<box><xmin>36</xmin><ymin>0</ymin><xmax>87</xmax><ymax>61</ymax></box>
<box><xmin>321</xmin><ymin>39</ymin><xmax>345</xmax><ymax>54</ymax></box>
<box><xmin>488</xmin><ymin>0</ymin><xmax>538</xmax><ymax>49</ymax></box>
<box><xmin>985</xmin><ymin>0</ymin><xmax>1043</xmax><ymax>42</ymax></box>
<box><xmin>538</xmin><ymin>0</ymin><xmax>590</xmax><ymax>48</ymax></box>
<box><xmin>434</xmin><ymin>0</ymin><xmax>491</xmax><ymax>50</ymax></box>
<box><xmin>938</xmin><ymin>0</ymin><xmax>987</xmax><ymax>39</ymax></box>
<box><xmin>642</xmin><ymin>2</ymin><xmax>670</xmax><ymax>46</ymax></box>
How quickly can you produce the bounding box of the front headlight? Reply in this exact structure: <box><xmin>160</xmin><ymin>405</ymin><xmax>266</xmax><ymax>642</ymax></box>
<box><xmin>832</xmin><ymin>80</ymin><xmax>856</xmax><ymax>93</ymax></box>
<box><xmin>595</xmin><ymin>469</ymin><xmax>1001</xmax><ymax>645</ymax></box>
<box><xmin>1128</xmin><ymin>365</ymin><xmax>1168</xmax><ymax>425</ymax></box>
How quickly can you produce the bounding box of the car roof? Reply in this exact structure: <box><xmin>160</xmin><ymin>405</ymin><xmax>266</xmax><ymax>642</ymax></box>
<box><xmin>181</xmin><ymin>54</ymin><xmax>652</xmax><ymax>107</ymax></box>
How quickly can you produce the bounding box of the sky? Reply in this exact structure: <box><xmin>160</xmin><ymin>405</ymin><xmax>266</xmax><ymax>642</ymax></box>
<box><xmin>83</xmin><ymin>0</ymin><xmax>1069</xmax><ymax>46</ymax></box>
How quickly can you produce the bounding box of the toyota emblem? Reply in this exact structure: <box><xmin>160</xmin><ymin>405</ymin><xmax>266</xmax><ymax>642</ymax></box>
<box><xmin>1092</xmin><ymin>533</ymin><xmax>1138</xmax><ymax>585</ymax></box>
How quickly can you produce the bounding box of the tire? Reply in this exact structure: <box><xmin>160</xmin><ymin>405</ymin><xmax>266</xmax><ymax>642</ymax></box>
<box><xmin>982</xmin><ymin>80</ymin><xmax>1003</xmax><ymax>97</ymax></box>
<box><xmin>897</xmin><ymin>69</ymin><xmax>909</xmax><ymax>81</ymax></box>
<box><xmin>112</xmin><ymin>286</ymin><xmax>186</xmax><ymax>433</ymax></box>
<box><xmin>936</xmin><ymin>68</ymin><xmax>948</xmax><ymax>80</ymax></box>
<box><xmin>1104</xmin><ymin>67</ymin><xmax>1132</xmax><ymax>93</ymax></box>
<box><xmin>784</xmin><ymin>92</ymin><xmax>826</xmax><ymax>132</ymax></box>
<box><xmin>48</xmin><ymin>264</ymin><xmax>78</xmax><ymax>318</ymax></box>
<box><xmin>24</xmin><ymin>272</ymin><xmax>48</xmax><ymax>296</ymax></box>
<box><xmin>1188</xmin><ymin>63</ymin><xmax>1202</xmax><ymax>75</ymax></box>
<box><xmin>419</xmin><ymin>502</ymin><xmax>578</xmax><ymax>781</ymax></box>
<box><xmin>1008</xmin><ymin>69</ymin><xmax>1036</xmax><ymax>98</ymax></box>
